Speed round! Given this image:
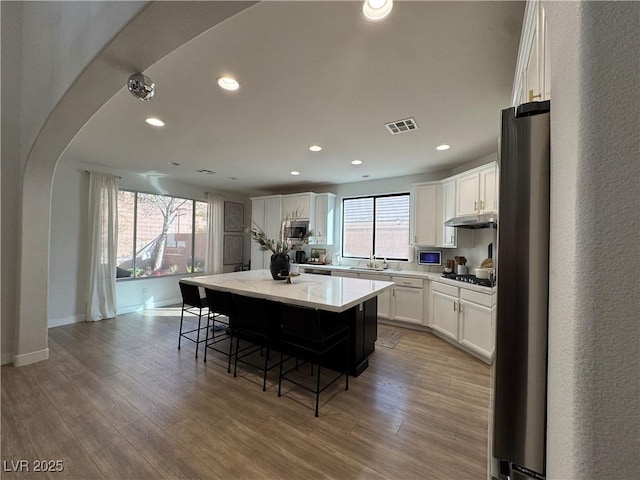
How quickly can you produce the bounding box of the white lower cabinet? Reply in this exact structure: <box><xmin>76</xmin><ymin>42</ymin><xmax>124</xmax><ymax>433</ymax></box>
<box><xmin>431</xmin><ymin>290</ymin><xmax>458</xmax><ymax>340</ymax></box>
<box><xmin>359</xmin><ymin>273</ymin><xmax>391</xmax><ymax>320</ymax></box>
<box><xmin>459</xmin><ymin>299</ymin><xmax>493</xmax><ymax>358</ymax></box>
<box><xmin>390</xmin><ymin>276</ymin><xmax>424</xmax><ymax>325</ymax></box>
<box><xmin>431</xmin><ymin>281</ymin><xmax>495</xmax><ymax>363</ymax></box>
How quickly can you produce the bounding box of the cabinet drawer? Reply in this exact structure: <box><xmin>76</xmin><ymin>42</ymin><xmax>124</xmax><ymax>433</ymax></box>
<box><xmin>391</xmin><ymin>276</ymin><xmax>423</xmax><ymax>289</ymax></box>
<box><xmin>432</xmin><ymin>281</ymin><xmax>458</xmax><ymax>297</ymax></box>
<box><xmin>460</xmin><ymin>288</ymin><xmax>492</xmax><ymax>307</ymax></box>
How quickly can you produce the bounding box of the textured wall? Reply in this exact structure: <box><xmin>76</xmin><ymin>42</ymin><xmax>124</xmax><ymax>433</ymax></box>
<box><xmin>546</xmin><ymin>1</ymin><xmax>640</xmax><ymax>478</ymax></box>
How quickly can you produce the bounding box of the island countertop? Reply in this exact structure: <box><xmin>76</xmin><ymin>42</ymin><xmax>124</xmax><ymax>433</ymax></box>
<box><xmin>181</xmin><ymin>269</ymin><xmax>394</xmax><ymax>313</ymax></box>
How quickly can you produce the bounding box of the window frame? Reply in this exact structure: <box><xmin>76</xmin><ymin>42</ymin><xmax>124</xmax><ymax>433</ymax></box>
<box><xmin>341</xmin><ymin>192</ymin><xmax>411</xmax><ymax>261</ymax></box>
<box><xmin>116</xmin><ymin>189</ymin><xmax>207</xmax><ymax>281</ymax></box>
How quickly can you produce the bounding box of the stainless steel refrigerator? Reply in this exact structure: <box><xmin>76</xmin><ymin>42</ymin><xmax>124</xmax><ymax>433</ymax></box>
<box><xmin>491</xmin><ymin>100</ymin><xmax>550</xmax><ymax>480</ymax></box>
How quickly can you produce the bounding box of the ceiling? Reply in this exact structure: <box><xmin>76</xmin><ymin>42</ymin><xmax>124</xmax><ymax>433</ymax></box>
<box><xmin>63</xmin><ymin>1</ymin><xmax>524</xmax><ymax>196</ymax></box>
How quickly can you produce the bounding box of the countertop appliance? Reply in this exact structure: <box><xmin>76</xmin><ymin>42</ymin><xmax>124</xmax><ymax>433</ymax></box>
<box><xmin>417</xmin><ymin>250</ymin><xmax>441</xmax><ymax>266</ymax></box>
<box><xmin>295</xmin><ymin>250</ymin><xmax>307</xmax><ymax>264</ymax></box>
<box><xmin>442</xmin><ymin>273</ymin><xmax>494</xmax><ymax>288</ymax></box>
<box><xmin>491</xmin><ymin>100</ymin><xmax>550</xmax><ymax>480</ymax></box>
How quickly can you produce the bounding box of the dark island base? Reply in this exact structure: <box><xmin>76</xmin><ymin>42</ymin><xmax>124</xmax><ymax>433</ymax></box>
<box><xmin>212</xmin><ymin>293</ymin><xmax>378</xmax><ymax>378</ymax></box>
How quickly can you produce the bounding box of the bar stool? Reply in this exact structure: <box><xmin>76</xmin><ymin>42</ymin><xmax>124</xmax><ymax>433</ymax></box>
<box><xmin>203</xmin><ymin>288</ymin><xmax>234</xmax><ymax>372</ymax></box>
<box><xmin>277</xmin><ymin>304</ymin><xmax>350</xmax><ymax>417</ymax></box>
<box><xmin>231</xmin><ymin>294</ymin><xmax>280</xmax><ymax>391</ymax></box>
<box><xmin>178</xmin><ymin>281</ymin><xmax>209</xmax><ymax>358</ymax></box>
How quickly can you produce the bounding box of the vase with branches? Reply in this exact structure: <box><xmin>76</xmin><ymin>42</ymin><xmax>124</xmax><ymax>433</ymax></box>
<box><xmin>249</xmin><ymin>209</ymin><xmax>314</xmax><ymax>279</ymax></box>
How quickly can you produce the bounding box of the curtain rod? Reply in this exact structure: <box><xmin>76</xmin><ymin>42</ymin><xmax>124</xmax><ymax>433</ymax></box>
<box><xmin>84</xmin><ymin>170</ymin><xmax>122</xmax><ymax>179</ymax></box>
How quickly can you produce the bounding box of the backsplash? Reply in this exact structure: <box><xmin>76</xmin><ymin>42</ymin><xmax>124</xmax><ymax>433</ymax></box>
<box><xmin>296</xmin><ymin>228</ymin><xmax>497</xmax><ymax>274</ymax></box>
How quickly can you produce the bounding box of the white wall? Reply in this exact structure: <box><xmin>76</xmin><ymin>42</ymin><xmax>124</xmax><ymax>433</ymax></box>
<box><xmin>1</xmin><ymin>2</ymin><xmax>24</xmax><ymax>364</ymax></box>
<box><xmin>1</xmin><ymin>1</ymin><xmax>147</xmax><ymax>364</ymax></box>
<box><xmin>48</xmin><ymin>157</ymin><xmax>251</xmax><ymax>326</ymax></box>
<box><xmin>545</xmin><ymin>1</ymin><xmax>640</xmax><ymax>478</ymax></box>
<box><xmin>4</xmin><ymin>1</ymin><xmax>254</xmax><ymax>365</ymax></box>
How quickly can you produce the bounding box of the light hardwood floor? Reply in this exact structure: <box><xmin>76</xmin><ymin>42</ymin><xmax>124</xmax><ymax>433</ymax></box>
<box><xmin>1</xmin><ymin>307</ymin><xmax>491</xmax><ymax>479</ymax></box>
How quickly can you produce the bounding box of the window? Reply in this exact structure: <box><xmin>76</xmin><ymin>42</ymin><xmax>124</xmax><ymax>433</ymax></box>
<box><xmin>342</xmin><ymin>193</ymin><xmax>410</xmax><ymax>260</ymax></box>
<box><xmin>117</xmin><ymin>191</ymin><xmax>207</xmax><ymax>278</ymax></box>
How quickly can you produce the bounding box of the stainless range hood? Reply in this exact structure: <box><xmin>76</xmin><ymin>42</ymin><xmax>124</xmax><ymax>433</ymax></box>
<box><xmin>444</xmin><ymin>213</ymin><xmax>497</xmax><ymax>229</ymax></box>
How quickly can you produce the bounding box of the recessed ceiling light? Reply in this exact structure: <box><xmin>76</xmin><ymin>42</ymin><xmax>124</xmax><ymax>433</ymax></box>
<box><xmin>217</xmin><ymin>76</ymin><xmax>239</xmax><ymax>91</ymax></box>
<box><xmin>228</xmin><ymin>177</ymin><xmax>237</xmax><ymax>181</ymax></box>
<box><xmin>308</xmin><ymin>145</ymin><xmax>322</xmax><ymax>152</ymax></box>
<box><xmin>362</xmin><ymin>175</ymin><xmax>371</xmax><ymax>178</ymax></box>
<box><xmin>196</xmin><ymin>169</ymin><xmax>215</xmax><ymax>174</ymax></box>
<box><xmin>351</xmin><ymin>160</ymin><xmax>363</xmax><ymax>165</ymax></box>
<box><xmin>168</xmin><ymin>161</ymin><xmax>180</xmax><ymax>166</ymax></box>
<box><xmin>145</xmin><ymin>117</ymin><xmax>165</xmax><ymax>127</ymax></box>
<box><xmin>363</xmin><ymin>0</ymin><xmax>393</xmax><ymax>21</ymax></box>
<box><xmin>290</xmin><ymin>171</ymin><xmax>301</xmax><ymax>176</ymax></box>
<box><xmin>436</xmin><ymin>144</ymin><xmax>451</xmax><ymax>151</ymax></box>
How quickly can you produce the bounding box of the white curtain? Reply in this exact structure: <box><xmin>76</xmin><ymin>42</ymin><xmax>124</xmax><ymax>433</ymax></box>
<box><xmin>87</xmin><ymin>173</ymin><xmax>118</xmax><ymax>321</ymax></box>
<box><xmin>206</xmin><ymin>193</ymin><xmax>224</xmax><ymax>274</ymax></box>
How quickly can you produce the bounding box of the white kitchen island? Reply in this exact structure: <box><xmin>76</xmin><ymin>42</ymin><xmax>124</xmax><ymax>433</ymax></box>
<box><xmin>181</xmin><ymin>269</ymin><xmax>394</xmax><ymax>375</ymax></box>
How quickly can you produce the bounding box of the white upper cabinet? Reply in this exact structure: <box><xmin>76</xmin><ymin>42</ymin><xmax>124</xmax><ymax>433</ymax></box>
<box><xmin>456</xmin><ymin>171</ymin><xmax>481</xmax><ymax>216</ymax></box>
<box><xmin>412</xmin><ymin>183</ymin><xmax>438</xmax><ymax>246</ymax></box>
<box><xmin>281</xmin><ymin>192</ymin><xmax>315</xmax><ymax>220</ymax></box>
<box><xmin>250</xmin><ymin>195</ymin><xmax>282</xmax><ymax>269</ymax></box>
<box><xmin>311</xmin><ymin>193</ymin><xmax>335</xmax><ymax>245</ymax></box>
<box><xmin>441</xmin><ymin>181</ymin><xmax>458</xmax><ymax>247</ymax></box>
<box><xmin>479</xmin><ymin>164</ymin><xmax>497</xmax><ymax>213</ymax></box>
<box><xmin>455</xmin><ymin>163</ymin><xmax>497</xmax><ymax>216</ymax></box>
<box><xmin>512</xmin><ymin>0</ymin><xmax>550</xmax><ymax>106</ymax></box>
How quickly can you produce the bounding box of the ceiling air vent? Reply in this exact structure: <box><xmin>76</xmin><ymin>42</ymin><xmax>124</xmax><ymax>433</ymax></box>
<box><xmin>196</xmin><ymin>169</ymin><xmax>215</xmax><ymax>174</ymax></box>
<box><xmin>385</xmin><ymin>117</ymin><xmax>418</xmax><ymax>135</ymax></box>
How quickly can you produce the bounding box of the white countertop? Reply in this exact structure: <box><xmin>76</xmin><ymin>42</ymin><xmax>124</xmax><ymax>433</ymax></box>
<box><xmin>299</xmin><ymin>263</ymin><xmax>496</xmax><ymax>294</ymax></box>
<box><xmin>181</xmin><ymin>269</ymin><xmax>394</xmax><ymax>313</ymax></box>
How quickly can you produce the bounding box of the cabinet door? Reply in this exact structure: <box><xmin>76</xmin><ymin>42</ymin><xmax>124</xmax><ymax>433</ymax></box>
<box><xmin>459</xmin><ymin>300</ymin><xmax>494</xmax><ymax>359</ymax></box>
<box><xmin>251</xmin><ymin>199</ymin><xmax>266</xmax><ymax>269</ymax></box>
<box><xmin>360</xmin><ymin>273</ymin><xmax>391</xmax><ymax>320</ymax></box>
<box><xmin>413</xmin><ymin>184</ymin><xmax>437</xmax><ymax>246</ymax></box>
<box><xmin>282</xmin><ymin>194</ymin><xmax>310</xmax><ymax>219</ymax></box>
<box><xmin>264</xmin><ymin>197</ymin><xmax>282</xmax><ymax>241</ymax></box>
<box><xmin>442</xmin><ymin>181</ymin><xmax>456</xmax><ymax>247</ymax></box>
<box><xmin>524</xmin><ymin>15</ymin><xmax>541</xmax><ymax>103</ymax></box>
<box><xmin>541</xmin><ymin>5</ymin><xmax>550</xmax><ymax>100</ymax></box>
<box><xmin>456</xmin><ymin>172</ymin><xmax>480</xmax><ymax>216</ymax></box>
<box><xmin>392</xmin><ymin>286</ymin><xmax>424</xmax><ymax>325</ymax></box>
<box><xmin>479</xmin><ymin>165</ymin><xmax>497</xmax><ymax>213</ymax></box>
<box><xmin>313</xmin><ymin>194</ymin><xmax>328</xmax><ymax>244</ymax></box>
<box><xmin>431</xmin><ymin>291</ymin><xmax>458</xmax><ymax>340</ymax></box>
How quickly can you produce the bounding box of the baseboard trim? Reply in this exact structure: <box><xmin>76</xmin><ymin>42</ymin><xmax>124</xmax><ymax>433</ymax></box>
<box><xmin>117</xmin><ymin>297</ymin><xmax>182</xmax><ymax>315</ymax></box>
<box><xmin>13</xmin><ymin>348</ymin><xmax>49</xmax><ymax>367</ymax></box>
<box><xmin>1</xmin><ymin>352</ymin><xmax>15</xmax><ymax>365</ymax></box>
<box><xmin>48</xmin><ymin>314</ymin><xmax>86</xmax><ymax>328</ymax></box>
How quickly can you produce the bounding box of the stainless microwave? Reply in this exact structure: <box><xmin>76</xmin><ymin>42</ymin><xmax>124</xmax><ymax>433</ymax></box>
<box><xmin>286</xmin><ymin>223</ymin><xmax>308</xmax><ymax>240</ymax></box>
<box><xmin>417</xmin><ymin>250</ymin><xmax>442</xmax><ymax>266</ymax></box>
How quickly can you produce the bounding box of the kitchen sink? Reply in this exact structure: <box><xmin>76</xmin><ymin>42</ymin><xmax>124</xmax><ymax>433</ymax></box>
<box><xmin>348</xmin><ymin>266</ymin><xmax>385</xmax><ymax>271</ymax></box>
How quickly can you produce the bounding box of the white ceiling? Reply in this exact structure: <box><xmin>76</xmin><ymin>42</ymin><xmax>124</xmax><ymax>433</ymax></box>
<box><xmin>63</xmin><ymin>1</ymin><xmax>524</xmax><ymax>196</ymax></box>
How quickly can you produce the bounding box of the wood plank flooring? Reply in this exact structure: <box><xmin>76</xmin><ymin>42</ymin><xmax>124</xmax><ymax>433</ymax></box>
<box><xmin>1</xmin><ymin>307</ymin><xmax>491</xmax><ymax>479</ymax></box>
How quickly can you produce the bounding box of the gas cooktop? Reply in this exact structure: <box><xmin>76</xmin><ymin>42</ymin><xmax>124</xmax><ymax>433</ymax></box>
<box><xmin>442</xmin><ymin>273</ymin><xmax>495</xmax><ymax>288</ymax></box>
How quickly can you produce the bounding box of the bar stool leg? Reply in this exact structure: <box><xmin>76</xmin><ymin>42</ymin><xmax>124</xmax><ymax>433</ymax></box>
<box><xmin>178</xmin><ymin>302</ymin><xmax>185</xmax><ymax>349</ymax></box>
